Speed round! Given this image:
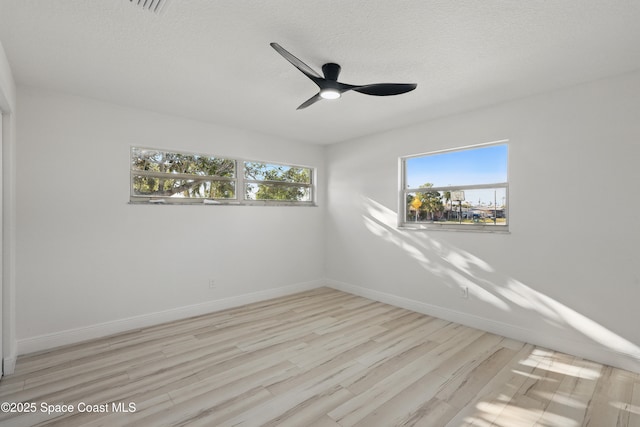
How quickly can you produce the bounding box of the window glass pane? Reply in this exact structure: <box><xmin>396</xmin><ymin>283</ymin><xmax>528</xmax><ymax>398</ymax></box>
<box><xmin>406</xmin><ymin>144</ymin><xmax>507</xmax><ymax>188</ymax></box>
<box><xmin>132</xmin><ymin>175</ymin><xmax>235</xmax><ymax>199</ymax></box>
<box><xmin>131</xmin><ymin>147</ymin><xmax>315</xmax><ymax>204</ymax></box>
<box><xmin>245</xmin><ymin>183</ymin><xmax>311</xmax><ymax>201</ymax></box>
<box><xmin>406</xmin><ymin>188</ymin><xmax>506</xmax><ymax>225</ymax></box>
<box><xmin>132</xmin><ymin>148</ymin><xmax>235</xmax><ymax>178</ymax></box>
<box><xmin>244</xmin><ymin>162</ymin><xmax>311</xmax><ymax>184</ymax></box>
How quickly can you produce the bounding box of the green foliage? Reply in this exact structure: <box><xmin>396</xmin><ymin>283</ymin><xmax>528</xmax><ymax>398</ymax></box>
<box><xmin>408</xmin><ymin>183</ymin><xmax>445</xmax><ymax>220</ymax></box>
<box><xmin>443</xmin><ymin>191</ymin><xmax>452</xmax><ymax>219</ymax></box>
<box><xmin>132</xmin><ymin>149</ymin><xmax>235</xmax><ymax>177</ymax></box>
<box><xmin>244</xmin><ymin>162</ymin><xmax>311</xmax><ymax>201</ymax></box>
<box><xmin>131</xmin><ymin>149</ymin><xmax>312</xmax><ymax>202</ymax></box>
<box><xmin>131</xmin><ymin>148</ymin><xmax>236</xmax><ymax>199</ymax></box>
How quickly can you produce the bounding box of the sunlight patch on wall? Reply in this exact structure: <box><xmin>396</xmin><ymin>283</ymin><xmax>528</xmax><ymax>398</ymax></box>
<box><xmin>360</xmin><ymin>196</ymin><xmax>640</xmax><ymax>363</ymax></box>
<box><xmin>498</xmin><ymin>281</ymin><xmax>562</xmax><ymax>322</ymax></box>
<box><xmin>443</xmin><ymin>250</ymin><xmax>495</xmax><ymax>275</ymax></box>
<box><xmin>501</xmin><ymin>280</ymin><xmax>640</xmax><ymax>359</ymax></box>
<box><xmin>363</xmin><ymin>196</ymin><xmax>397</xmax><ymax>227</ymax></box>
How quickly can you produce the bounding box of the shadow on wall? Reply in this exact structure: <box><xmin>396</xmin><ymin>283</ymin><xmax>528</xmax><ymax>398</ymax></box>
<box><xmin>361</xmin><ymin>197</ymin><xmax>640</xmax><ymax>364</ymax></box>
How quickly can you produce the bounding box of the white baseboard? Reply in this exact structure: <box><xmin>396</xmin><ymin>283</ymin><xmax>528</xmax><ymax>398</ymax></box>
<box><xmin>15</xmin><ymin>278</ymin><xmax>640</xmax><ymax>374</ymax></box>
<box><xmin>327</xmin><ymin>279</ymin><xmax>640</xmax><ymax>374</ymax></box>
<box><xmin>17</xmin><ymin>279</ymin><xmax>325</xmax><ymax>356</ymax></box>
<box><xmin>2</xmin><ymin>356</ymin><xmax>17</xmax><ymax>376</ymax></box>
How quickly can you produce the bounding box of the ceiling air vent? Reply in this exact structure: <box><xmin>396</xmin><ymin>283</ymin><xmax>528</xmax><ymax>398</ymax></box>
<box><xmin>129</xmin><ymin>0</ymin><xmax>171</xmax><ymax>14</ymax></box>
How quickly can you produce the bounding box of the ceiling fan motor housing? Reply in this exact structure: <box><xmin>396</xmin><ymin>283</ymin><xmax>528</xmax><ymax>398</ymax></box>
<box><xmin>322</xmin><ymin>63</ymin><xmax>341</xmax><ymax>81</ymax></box>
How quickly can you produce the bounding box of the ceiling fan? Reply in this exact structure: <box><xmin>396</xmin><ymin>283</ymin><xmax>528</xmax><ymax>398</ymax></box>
<box><xmin>270</xmin><ymin>43</ymin><xmax>417</xmax><ymax>110</ymax></box>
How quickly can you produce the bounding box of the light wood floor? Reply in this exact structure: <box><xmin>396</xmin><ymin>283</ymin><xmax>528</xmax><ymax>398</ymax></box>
<box><xmin>1</xmin><ymin>287</ymin><xmax>639</xmax><ymax>426</ymax></box>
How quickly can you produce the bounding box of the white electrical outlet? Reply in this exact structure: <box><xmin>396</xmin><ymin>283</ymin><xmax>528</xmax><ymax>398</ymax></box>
<box><xmin>209</xmin><ymin>279</ymin><xmax>216</xmax><ymax>289</ymax></box>
<box><xmin>461</xmin><ymin>286</ymin><xmax>468</xmax><ymax>298</ymax></box>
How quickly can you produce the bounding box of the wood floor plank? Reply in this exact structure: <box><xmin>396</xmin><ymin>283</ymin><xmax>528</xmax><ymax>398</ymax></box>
<box><xmin>342</xmin><ymin>340</ymin><xmax>440</xmax><ymax>396</ymax></box>
<box><xmin>268</xmin><ymin>339</ymin><xmax>379</xmax><ymax>396</ymax></box>
<box><xmin>436</xmin><ymin>344</ymin><xmax>522</xmax><ymax>410</ymax></box>
<box><xmin>260</xmin><ymin>385</ymin><xmax>354</xmax><ymax>427</ymax></box>
<box><xmin>350</xmin><ymin>334</ymin><xmax>508</xmax><ymax>427</ymax></box>
<box><xmin>1</xmin><ymin>287</ymin><xmax>639</xmax><ymax>427</ymax></box>
<box><xmin>219</xmin><ymin>362</ymin><xmax>366</xmax><ymax>427</ymax></box>
<box><xmin>328</xmin><ymin>330</ymin><xmax>490</xmax><ymax>426</ymax></box>
<box><xmin>582</xmin><ymin>366</ymin><xmax>637</xmax><ymax>427</ymax></box>
<box><xmin>534</xmin><ymin>357</ymin><xmax>602</xmax><ymax>427</ymax></box>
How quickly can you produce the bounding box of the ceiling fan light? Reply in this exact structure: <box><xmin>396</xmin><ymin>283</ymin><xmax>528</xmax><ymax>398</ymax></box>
<box><xmin>320</xmin><ymin>89</ymin><xmax>341</xmax><ymax>100</ymax></box>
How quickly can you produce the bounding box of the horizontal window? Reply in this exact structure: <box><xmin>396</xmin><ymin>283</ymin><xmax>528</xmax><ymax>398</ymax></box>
<box><xmin>130</xmin><ymin>147</ymin><xmax>315</xmax><ymax>205</ymax></box>
<box><xmin>400</xmin><ymin>142</ymin><xmax>508</xmax><ymax>231</ymax></box>
<box><xmin>405</xmin><ymin>187</ymin><xmax>507</xmax><ymax>224</ymax></box>
<box><xmin>131</xmin><ymin>148</ymin><xmax>236</xmax><ymax>178</ymax></box>
<box><xmin>246</xmin><ymin>183</ymin><xmax>312</xmax><ymax>202</ymax></box>
<box><xmin>244</xmin><ymin>162</ymin><xmax>311</xmax><ymax>184</ymax></box>
<box><xmin>132</xmin><ymin>175</ymin><xmax>236</xmax><ymax>199</ymax></box>
<box><xmin>244</xmin><ymin>162</ymin><xmax>313</xmax><ymax>202</ymax></box>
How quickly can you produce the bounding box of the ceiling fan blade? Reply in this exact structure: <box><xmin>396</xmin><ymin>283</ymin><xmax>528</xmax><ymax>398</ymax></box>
<box><xmin>296</xmin><ymin>93</ymin><xmax>323</xmax><ymax>110</ymax></box>
<box><xmin>351</xmin><ymin>83</ymin><xmax>417</xmax><ymax>96</ymax></box>
<box><xmin>271</xmin><ymin>43</ymin><xmax>417</xmax><ymax>109</ymax></box>
<box><xmin>270</xmin><ymin>43</ymin><xmax>322</xmax><ymax>80</ymax></box>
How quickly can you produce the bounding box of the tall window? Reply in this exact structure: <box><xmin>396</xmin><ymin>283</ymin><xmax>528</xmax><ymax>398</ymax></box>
<box><xmin>131</xmin><ymin>147</ymin><xmax>315</xmax><ymax>205</ymax></box>
<box><xmin>400</xmin><ymin>141</ymin><xmax>508</xmax><ymax>230</ymax></box>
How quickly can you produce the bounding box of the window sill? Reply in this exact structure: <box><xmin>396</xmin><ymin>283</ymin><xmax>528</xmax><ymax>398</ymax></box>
<box><xmin>129</xmin><ymin>200</ymin><xmax>317</xmax><ymax>207</ymax></box>
<box><xmin>398</xmin><ymin>223</ymin><xmax>510</xmax><ymax>234</ymax></box>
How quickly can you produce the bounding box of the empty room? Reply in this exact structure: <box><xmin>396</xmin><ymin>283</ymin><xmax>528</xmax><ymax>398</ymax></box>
<box><xmin>1</xmin><ymin>1</ymin><xmax>639</xmax><ymax>426</ymax></box>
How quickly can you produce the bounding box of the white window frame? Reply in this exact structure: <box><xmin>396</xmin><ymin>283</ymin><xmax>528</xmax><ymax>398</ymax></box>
<box><xmin>130</xmin><ymin>147</ymin><xmax>316</xmax><ymax>206</ymax></box>
<box><xmin>399</xmin><ymin>140</ymin><xmax>509</xmax><ymax>232</ymax></box>
<box><xmin>242</xmin><ymin>159</ymin><xmax>315</xmax><ymax>206</ymax></box>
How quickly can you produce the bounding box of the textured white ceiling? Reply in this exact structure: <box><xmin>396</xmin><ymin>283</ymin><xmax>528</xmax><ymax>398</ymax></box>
<box><xmin>1</xmin><ymin>0</ymin><xmax>640</xmax><ymax>144</ymax></box>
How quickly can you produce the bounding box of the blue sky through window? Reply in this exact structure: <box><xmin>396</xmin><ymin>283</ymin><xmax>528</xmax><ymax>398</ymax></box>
<box><xmin>406</xmin><ymin>144</ymin><xmax>508</xmax><ymax>189</ymax></box>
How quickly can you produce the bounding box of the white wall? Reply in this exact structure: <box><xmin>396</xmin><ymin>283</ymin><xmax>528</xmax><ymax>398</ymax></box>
<box><xmin>12</xmin><ymin>71</ymin><xmax>640</xmax><ymax>373</ymax></box>
<box><xmin>0</xmin><ymin>43</ymin><xmax>15</xmax><ymax>112</ymax></box>
<box><xmin>15</xmin><ymin>86</ymin><xmax>326</xmax><ymax>353</ymax></box>
<box><xmin>0</xmin><ymin>39</ymin><xmax>17</xmax><ymax>374</ymax></box>
<box><xmin>325</xmin><ymin>70</ymin><xmax>640</xmax><ymax>372</ymax></box>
